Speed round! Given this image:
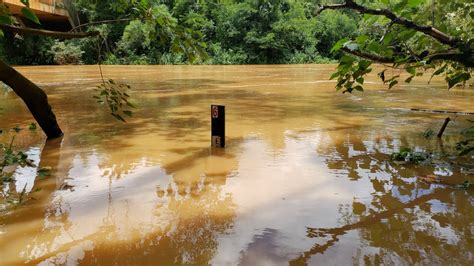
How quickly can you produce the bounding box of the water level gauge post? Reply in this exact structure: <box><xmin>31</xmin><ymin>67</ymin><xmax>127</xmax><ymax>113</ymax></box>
<box><xmin>211</xmin><ymin>105</ymin><xmax>225</xmax><ymax>148</ymax></box>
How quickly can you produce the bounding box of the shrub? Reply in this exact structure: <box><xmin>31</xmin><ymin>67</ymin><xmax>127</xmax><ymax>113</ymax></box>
<box><xmin>205</xmin><ymin>43</ymin><xmax>247</xmax><ymax>65</ymax></box>
<box><xmin>50</xmin><ymin>41</ymin><xmax>84</xmax><ymax>65</ymax></box>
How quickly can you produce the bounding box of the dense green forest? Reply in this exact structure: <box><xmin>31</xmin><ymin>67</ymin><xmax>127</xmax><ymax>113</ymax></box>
<box><xmin>0</xmin><ymin>0</ymin><xmax>359</xmax><ymax>65</ymax></box>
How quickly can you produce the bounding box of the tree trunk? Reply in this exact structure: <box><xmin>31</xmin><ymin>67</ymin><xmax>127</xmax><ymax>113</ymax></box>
<box><xmin>0</xmin><ymin>59</ymin><xmax>63</xmax><ymax>139</ymax></box>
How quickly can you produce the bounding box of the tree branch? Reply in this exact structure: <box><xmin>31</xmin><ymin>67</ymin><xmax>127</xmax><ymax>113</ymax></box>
<box><xmin>342</xmin><ymin>47</ymin><xmax>474</xmax><ymax>68</ymax></box>
<box><xmin>427</xmin><ymin>52</ymin><xmax>474</xmax><ymax>68</ymax></box>
<box><xmin>0</xmin><ymin>24</ymin><xmax>99</xmax><ymax>39</ymax></box>
<box><xmin>69</xmin><ymin>18</ymin><xmax>134</xmax><ymax>33</ymax></box>
<box><xmin>340</xmin><ymin>47</ymin><xmax>394</xmax><ymax>63</ymax></box>
<box><xmin>0</xmin><ymin>59</ymin><xmax>63</xmax><ymax>138</ymax></box>
<box><xmin>317</xmin><ymin>0</ymin><xmax>462</xmax><ymax>48</ymax></box>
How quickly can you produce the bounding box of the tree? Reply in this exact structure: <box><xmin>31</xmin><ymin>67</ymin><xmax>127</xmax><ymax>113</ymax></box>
<box><xmin>0</xmin><ymin>0</ymin><xmax>206</xmax><ymax>138</ymax></box>
<box><xmin>319</xmin><ymin>0</ymin><xmax>473</xmax><ymax>93</ymax></box>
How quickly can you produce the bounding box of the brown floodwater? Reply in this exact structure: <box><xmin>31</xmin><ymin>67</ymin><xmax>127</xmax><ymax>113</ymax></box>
<box><xmin>0</xmin><ymin>65</ymin><xmax>473</xmax><ymax>265</ymax></box>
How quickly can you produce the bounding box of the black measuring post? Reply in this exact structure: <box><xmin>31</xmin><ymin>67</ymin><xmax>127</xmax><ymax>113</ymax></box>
<box><xmin>211</xmin><ymin>105</ymin><xmax>225</xmax><ymax>148</ymax></box>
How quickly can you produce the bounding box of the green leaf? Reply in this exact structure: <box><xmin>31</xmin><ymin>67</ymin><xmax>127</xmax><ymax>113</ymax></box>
<box><xmin>406</xmin><ymin>67</ymin><xmax>416</xmax><ymax>76</ymax></box>
<box><xmin>358</xmin><ymin>60</ymin><xmax>371</xmax><ymax>70</ymax></box>
<box><xmin>21</xmin><ymin>7</ymin><xmax>40</xmax><ymax>25</ymax></box>
<box><xmin>393</xmin><ymin>0</ymin><xmax>408</xmax><ymax>12</ymax></box>
<box><xmin>330</xmin><ymin>72</ymin><xmax>340</xmax><ymax>80</ymax></box>
<box><xmin>340</xmin><ymin>55</ymin><xmax>354</xmax><ymax>64</ymax></box>
<box><xmin>37</xmin><ymin>167</ymin><xmax>51</xmax><ymax>177</ymax></box>
<box><xmin>331</xmin><ymin>37</ymin><xmax>349</xmax><ymax>53</ymax></box>
<box><xmin>112</xmin><ymin>113</ymin><xmax>126</xmax><ymax>122</ymax></box>
<box><xmin>123</xmin><ymin>110</ymin><xmax>133</xmax><ymax>117</ymax></box>
<box><xmin>433</xmin><ymin>65</ymin><xmax>447</xmax><ymax>76</ymax></box>
<box><xmin>354</xmin><ymin>85</ymin><xmax>364</xmax><ymax>92</ymax></box>
<box><xmin>429</xmin><ymin>64</ymin><xmax>447</xmax><ymax>83</ymax></box>
<box><xmin>398</xmin><ymin>29</ymin><xmax>416</xmax><ymax>42</ymax></box>
<box><xmin>382</xmin><ymin>32</ymin><xmax>395</xmax><ymax>45</ymax></box>
<box><xmin>126</xmin><ymin>101</ymin><xmax>136</xmax><ymax>108</ymax></box>
<box><xmin>367</xmin><ymin>41</ymin><xmax>382</xmax><ymax>53</ymax></box>
<box><xmin>0</xmin><ymin>15</ymin><xmax>13</xmax><ymax>25</ymax></box>
<box><xmin>407</xmin><ymin>0</ymin><xmax>425</xmax><ymax>8</ymax></box>
<box><xmin>389</xmin><ymin>80</ymin><xmax>398</xmax><ymax>89</ymax></box>
<box><xmin>447</xmin><ymin>72</ymin><xmax>471</xmax><ymax>89</ymax></box>
<box><xmin>355</xmin><ymin>35</ymin><xmax>368</xmax><ymax>44</ymax></box>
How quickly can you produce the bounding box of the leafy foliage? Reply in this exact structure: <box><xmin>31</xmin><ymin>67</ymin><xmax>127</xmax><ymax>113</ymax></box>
<box><xmin>50</xmin><ymin>40</ymin><xmax>84</xmax><ymax>65</ymax></box>
<box><xmin>322</xmin><ymin>0</ymin><xmax>473</xmax><ymax>91</ymax></box>
<box><xmin>0</xmin><ymin>134</ymin><xmax>51</xmax><ymax>209</ymax></box>
<box><xmin>331</xmin><ymin>56</ymin><xmax>372</xmax><ymax>93</ymax></box>
<box><xmin>390</xmin><ymin>147</ymin><xmax>428</xmax><ymax>164</ymax></box>
<box><xmin>0</xmin><ymin>136</ymin><xmax>34</xmax><ymax>189</ymax></box>
<box><xmin>28</xmin><ymin>122</ymin><xmax>37</xmax><ymax>130</ymax></box>
<box><xmin>456</xmin><ymin>139</ymin><xmax>474</xmax><ymax>156</ymax></box>
<box><xmin>93</xmin><ymin>79</ymin><xmax>136</xmax><ymax>122</ymax></box>
<box><xmin>2</xmin><ymin>0</ymin><xmax>358</xmax><ymax>65</ymax></box>
<box><xmin>456</xmin><ymin>123</ymin><xmax>474</xmax><ymax>156</ymax></box>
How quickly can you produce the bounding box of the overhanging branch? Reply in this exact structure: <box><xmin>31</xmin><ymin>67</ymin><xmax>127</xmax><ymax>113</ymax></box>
<box><xmin>340</xmin><ymin>47</ymin><xmax>394</xmax><ymax>63</ymax></box>
<box><xmin>317</xmin><ymin>0</ymin><xmax>462</xmax><ymax>48</ymax></box>
<box><xmin>342</xmin><ymin>47</ymin><xmax>474</xmax><ymax>68</ymax></box>
<box><xmin>69</xmin><ymin>18</ymin><xmax>134</xmax><ymax>33</ymax></box>
<box><xmin>0</xmin><ymin>24</ymin><xmax>99</xmax><ymax>39</ymax></box>
<box><xmin>427</xmin><ymin>52</ymin><xmax>474</xmax><ymax>68</ymax></box>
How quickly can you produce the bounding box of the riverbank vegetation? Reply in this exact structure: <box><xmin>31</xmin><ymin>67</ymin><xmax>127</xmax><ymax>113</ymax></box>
<box><xmin>1</xmin><ymin>0</ymin><xmax>357</xmax><ymax>65</ymax></box>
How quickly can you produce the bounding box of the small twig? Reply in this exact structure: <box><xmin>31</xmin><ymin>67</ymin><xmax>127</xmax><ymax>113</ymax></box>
<box><xmin>18</xmin><ymin>183</ymin><xmax>28</xmax><ymax>204</ymax></box>
<box><xmin>97</xmin><ymin>36</ymin><xmax>106</xmax><ymax>85</ymax></box>
<box><xmin>69</xmin><ymin>18</ymin><xmax>134</xmax><ymax>32</ymax></box>
<box><xmin>340</xmin><ymin>47</ymin><xmax>394</xmax><ymax>63</ymax></box>
<box><xmin>8</xmin><ymin>136</ymin><xmax>15</xmax><ymax>150</ymax></box>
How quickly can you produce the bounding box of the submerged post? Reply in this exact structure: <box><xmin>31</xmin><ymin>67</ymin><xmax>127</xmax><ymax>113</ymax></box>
<box><xmin>211</xmin><ymin>105</ymin><xmax>225</xmax><ymax>148</ymax></box>
<box><xmin>437</xmin><ymin>117</ymin><xmax>451</xmax><ymax>138</ymax></box>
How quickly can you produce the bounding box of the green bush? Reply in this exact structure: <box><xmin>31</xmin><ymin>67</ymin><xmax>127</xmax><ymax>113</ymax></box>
<box><xmin>116</xmin><ymin>20</ymin><xmax>154</xmax><ymax>56</ymax></box>
<box><xmin>1</xmin><ymin>0</ymin><xmax>362</xmax><ymax>65</ymax></box>
<box><xmin>205</xmin><ymin>43</ymin><xmax>247</xmax><ymax>65</ymax></box>
<box><xmin>50</xmin><ymin>41</ymin><xmax>84</xmax><ymax>65</ymax></box>
<box><xmin>158</xmin><ymin>53</ymin><xmax>185</xmax><ymax>65</ymax></box>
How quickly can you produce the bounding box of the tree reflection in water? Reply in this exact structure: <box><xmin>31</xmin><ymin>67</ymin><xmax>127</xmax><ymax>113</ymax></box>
<box><xmin>290</xmin><ymin>133</ymin><xmax>473</xmax><ymax>265</ymax></box>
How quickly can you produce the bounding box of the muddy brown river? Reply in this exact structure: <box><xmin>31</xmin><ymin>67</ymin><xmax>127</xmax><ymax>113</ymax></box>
<box><xmin>0</xmin><ymin>65</ymin><xmax>473</xmax><ymax>265</ymax></box>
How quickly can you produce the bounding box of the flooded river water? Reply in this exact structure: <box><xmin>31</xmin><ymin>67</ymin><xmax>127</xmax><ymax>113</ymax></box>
<box><xmin>0</xmin><ymin>65</ymin><xmax>473</xmax><ymax>265</ymax></box>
